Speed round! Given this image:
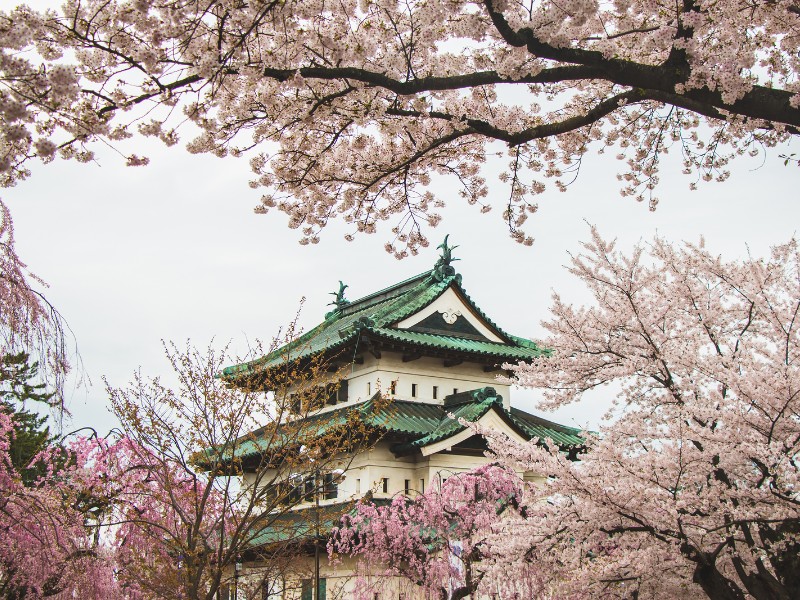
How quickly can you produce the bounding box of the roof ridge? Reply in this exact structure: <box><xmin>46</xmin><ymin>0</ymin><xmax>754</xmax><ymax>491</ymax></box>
<box><xmin>443</xmin><ymin>386</ymin><xmax>501</xmax><ymax>407</ymax></box>
<box><xmin>370</xmin><ymin>275</ymin><xmax>452</xmax><ymax>326</ymax></box>
<box><xmin>221</xmin><ymin>262</ymin><xmax>547</xmax><ymax>380</ymax></box>
<box><xmin>337</xmin><ymin>271</ymin><xmax>432</xmax><ymax>317</ymax></box>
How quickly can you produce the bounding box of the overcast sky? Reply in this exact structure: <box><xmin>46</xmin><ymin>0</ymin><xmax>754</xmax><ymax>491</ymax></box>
<box><xmin>4</xmin><ymin>126</ymin><xmax>797</xmax><ymax>435</ymax></box>
<box><xmin>1</xmin><ymin>2</ymin><xmax>798</xmax><ymax>433</ymax></box>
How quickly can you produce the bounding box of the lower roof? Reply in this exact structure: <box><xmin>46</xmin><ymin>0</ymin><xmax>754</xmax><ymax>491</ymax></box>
<box><xmin>227</xmin><ymin>387</ymin><xmax>584</xmax><ymax>466</ymax></box>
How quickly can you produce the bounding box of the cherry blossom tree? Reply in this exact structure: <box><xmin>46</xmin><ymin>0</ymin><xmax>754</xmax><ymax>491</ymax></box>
<box><xmin>484</xmin><ymin>229</ymin><xmax>800</xmax><ymax>600</ymax></box>
<box><xmin>106</xmin><ymin>340</ymin><xmax>379</xmax><ymax>600</ymax></box>
<box><xmin>2</xmin><ymin>1</ymin><xmax>800</xmax><ymax>253</ymax></box>
<box><xmin>0</xmin><ymin>412</ymin><xmax>125</xmax><ymax>599</ymax></box>
<box><xmin>331</xmin><ymin>464</ymin><xmax>529</xmax><ymax>600</ymax></box>
<box><xmin>340</xmin><ymin>232</ymin><xmax>800</xmax><ymax>599</ymax></box>
<box><xmin>0</xmin><ymin>160</ymin><xmax>111</xmax><ymax>599</ymax></box>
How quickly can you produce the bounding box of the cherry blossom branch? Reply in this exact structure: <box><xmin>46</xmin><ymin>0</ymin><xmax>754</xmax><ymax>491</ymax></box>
<box><xmin>482</xmin><ymin>0</ymin><xmax>800</xmax><ymax>129</ymax></box>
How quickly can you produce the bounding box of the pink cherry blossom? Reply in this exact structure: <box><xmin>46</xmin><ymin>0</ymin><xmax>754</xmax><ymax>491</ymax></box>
<box><xmin>0</xmin><ymin>414</ymin><xmax>122</xmax><ymax>599</ymax></box>
<box><xmin>491</xmin><ymin>229</ymin><xmax>800</xmax><ymax>599</ymax></box>
<box><xmin>331</xmin><ymin>464</ymin><xmax>530</xmax><ymax>600</ymax></box>
<box><xmin>2</xmin><ymin>1</ymin><xmax>799</xmax><ymax>251</ymax></box>
<box><xmin>0</xmin><ymin>200</ymin><xmax>71</xmax><ymax>406</ymax></box>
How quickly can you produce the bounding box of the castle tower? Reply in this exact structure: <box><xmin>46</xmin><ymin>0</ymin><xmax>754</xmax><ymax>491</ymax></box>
<box><xmin>221</xmin><ymin>240</ymin><xmax>582</xmax><ymax>599</ymax></box>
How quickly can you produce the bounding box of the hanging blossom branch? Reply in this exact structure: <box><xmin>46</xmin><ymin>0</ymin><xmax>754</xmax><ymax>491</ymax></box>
<box><xmin>0</xmin><ymin>200</ymin><xmax>74</xmax><ymax>411</ymax></box>
<box><xmin>2</xmin><ymin>0</ymin><xmax>800</xmax><ymax>253</ymax></box>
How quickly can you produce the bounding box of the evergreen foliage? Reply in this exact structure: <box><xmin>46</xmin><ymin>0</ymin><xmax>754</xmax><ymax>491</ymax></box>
<box><xmin>0</xmin><ymin>352</ymin><xmax>55</xmax><ymax>485</ymax></box>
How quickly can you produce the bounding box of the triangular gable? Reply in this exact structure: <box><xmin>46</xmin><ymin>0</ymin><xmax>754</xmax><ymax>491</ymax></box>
<box><xmin>419</xmin><ymin>406</ymin><xmax>528</xmax><ymax>456</ymax></box>
<box><xmin>393</xmin><ymin>286</ymin><xmax>505</xmax><ymax>343</ymax></box>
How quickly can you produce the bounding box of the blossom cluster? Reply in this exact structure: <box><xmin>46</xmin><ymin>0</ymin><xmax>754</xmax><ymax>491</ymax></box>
<box><xmin>1</xmin><ymin>0</ymin><xmax>798</xmax><ymax>251</ymax></box>
<box><xmin>497</xmin><ymin>230</ymin><xmax>800</xmax><ymax>598</ymax></box>
<box><xmin>331</xmin><ymin>464</ymin><xmax>530</xmax><ymax>599</ymax></box>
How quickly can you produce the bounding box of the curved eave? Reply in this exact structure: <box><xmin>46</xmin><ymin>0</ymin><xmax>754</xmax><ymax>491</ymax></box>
<box><xmin>210</xmin><ymin>396</ymin><xmax>384</xmax><ymax>467</ymax></box>
<box><xmin>367</xmin><ymin>273</ymin><xmax>454</xmax><ymax>326</ymax></box>
<box><xmin>221</xmin><ymin>323</ymin><xmax>360</xmax><ymax>381</ymax></box>
<box><xmin>221</xmin><ymin>272</ymin><xmax>450</xmax><ymax>380</ymax></box>
<box><xmin>212</xmin><ymin>394</ymin><xmax>585</xmax><ymax>469</ymax></box>
<box><xmin>449</xmin><ymin>280</ymin><xmax>528</xmax><ymax>346</ymax></box>
<box><xmin>509</xmin><ymin>407</ymin><xmax>585</xmax><ymax>448</ymax></box>
<box><xmin>367</xmin><ymin>328</ymin><xmax>545</xmax><ymax>362</ymax></box>
<box><xmin>378</xmin><ymin>276</ymin><xmax>522</xmax><ymax>346</ymax></box>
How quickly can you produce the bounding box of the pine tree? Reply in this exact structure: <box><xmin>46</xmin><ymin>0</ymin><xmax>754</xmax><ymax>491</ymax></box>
<box><xmin>0</xmin><ymin>352</ymin><xmax>55</xmax><ymax>484</ymax></box>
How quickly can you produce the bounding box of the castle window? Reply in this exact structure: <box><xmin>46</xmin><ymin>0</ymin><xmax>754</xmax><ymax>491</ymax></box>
<box><xmin>390</xmin><ymin>380</ymin><xmax>397</xmax><ymax>395</ymax></box>
<box><xmin>301</xmin><ymin>578</ymin><xmax>326</xmax><ymax>600</ymax></box>
<box><xmin>262</xmin><ymin>579</ymin><xmax>284</xmax><ymax>600</ymax></box>
<box><xmin>326</xmin><ymin>380</ymin><xmax>348</xmax><ymax>405</ymax></box>
<box><xmin>283</xmin><ymin>474</ymin><xmax>304</xmax><ymax>504</ymax></box>
<box><xmin>303</xmin><ymin>476</ymin><xmax>315</xmax><ymax>502</ymax></box>
<box><xmin>432</xmin><ymin>386</ymin><xmax>438</xmax><ymax>399</ymax></box>
<box><xmin>367</xmin><ymin>381</ymin><xmax>371</xmax><ymax>395</ymax></box>
<box><xmin>382</xmin><ymin>478</ymin><xmax>389</xmax><ymax>493</ymax></box>
<box><xmin>420</xmin><ymin>478</ymin><xmax>425</xmax><ymax>493</ymax></box>
<box><xmin>453</xmin><ymin>387</ymin><xmax>458</xmax><ymax>395</ymax></box>
<box><xmin>404</xmin><ymin>479</ymin><xmax>411</xmax><ymax>495</ymax></box>
<box><xmin>323</xmin><ymin>472</ymin><xmax>339</xmax><ymax>500</ymax></box>
<box><xmin>411</xmin><ymin>383</ymin><xmax>417</xmax><ymax>397</ymax></box>
<box><xmin>355</xmin><ymin>479</ymin><xmax>361</xmax><ymax>494</ymax></box>
<box><xmin>326</xmin><ymin>383</ymin><xmax>337</xmax><ymax>405</ymax></box>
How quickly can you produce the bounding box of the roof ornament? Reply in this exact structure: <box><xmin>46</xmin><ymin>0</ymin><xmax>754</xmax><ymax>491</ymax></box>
<box><xmin>432</xmin><ymin>234</ymin><xmax>460</xmax><ymax>281</ymax></box>
<box><xmin>325</xmin><ymin>281</ymin><xmax>350</xmax><ymax>318</ymax></box>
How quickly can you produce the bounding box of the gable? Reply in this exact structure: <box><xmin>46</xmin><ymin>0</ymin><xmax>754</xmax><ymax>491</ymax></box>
<box><xmin>419</xmin><ymin>407</ymin><xmax>528</xmax><ymax>456</ymax></box>
<box><xmin>393</xmin><ymin>287</ymin><xmax>505</xmax><ymax>343</ymax></box>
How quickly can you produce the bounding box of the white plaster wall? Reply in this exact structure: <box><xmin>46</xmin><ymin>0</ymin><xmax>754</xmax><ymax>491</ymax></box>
<box><xmin>334</xmin><ymin>441</ymin><xmax>419</xmax><ymax>500</ymax></box>
<box><xmin>241</xmin><ymin>444</ymin><xmax>546</xmax><ymax>599</ymax></box>
<box><xmin>424</xmin><ymin>452</ymin><xmax>495</xmax><ymax>491</ymax></box>
<box><xmin>265</xmin><ymin>555</ymin><xmax>427</xmax><ymax>600</ymax></box>
<box><xmin>246</xmin><ymin>443</ymin><xmax>535</xmax><ymax>508</ymax></box>
<box><xmin>324</xmin><ymin>352</ymin><xmax>511</xmax><ymax>410</ymax></box>
<box><xmin>242</xmin><ymin>471</ymin><xmax>257</xmax><ymax>489</ymax></box>
<box><xmin>256</xmin><ymin>441</ymin><xmax>502</xmax><ymax>507</ymax></box>
<box><xmin>255</xmin><ymin>443</ymin><xmax>419</xmax><ymax>509</ymax></box>
<box><xmin>323</xmin><ymin>442</ymin><xmax>504</xmax><ymax>502</ymax></box>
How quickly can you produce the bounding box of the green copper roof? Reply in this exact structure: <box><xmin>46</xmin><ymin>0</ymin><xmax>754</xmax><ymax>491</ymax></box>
<box><xmin>509</xmin><ymin>408</ymin><xmax>587</xmax><ymax>447</ymax></box>
<box><xmin>222</xmin><ymin>268</ymin><xmax>545</xmax><ymax>379</ymax></box>
<box><xmin>244</xmin><ymin>400</ymin><xmax>583</xmax><ymax>549</ymax></box>
<box><xmin>246</xmin><ymin>498</ymin><xmax>394</xmax><ymax>549</ymax></box>
<box><xmin>246</xmin><ymin>502</ymin><xmax>353</xmax><ymax>548</ymax></box>
<box><xmin>227</xmin><ymin>388</ymin><xmax>584</xmax><ymax>463</ymax></box>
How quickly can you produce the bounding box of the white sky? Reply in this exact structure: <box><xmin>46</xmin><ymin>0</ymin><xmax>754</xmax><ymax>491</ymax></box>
<box><xmin>5</xmin><ymin>130</ymin><xmax>798</xmax><ymax>435</ymax></box>
<box><xmin>1</xmin><ymin>0</ymin><xmax>798</xmax><ymax>433</ymax></box>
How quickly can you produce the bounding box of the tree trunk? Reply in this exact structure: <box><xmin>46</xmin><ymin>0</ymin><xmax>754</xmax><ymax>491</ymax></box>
<box><xmin>693</xmin><ymin>563</ymin><xmax>746</xmax><ymax>600</ymax></box>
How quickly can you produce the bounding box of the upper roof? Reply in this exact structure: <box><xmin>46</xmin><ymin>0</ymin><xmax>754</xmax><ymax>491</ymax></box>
<box><xmin>222</xmin><ymin>241</ymin><xmax>546</xmax><ymax>379</ymax></box>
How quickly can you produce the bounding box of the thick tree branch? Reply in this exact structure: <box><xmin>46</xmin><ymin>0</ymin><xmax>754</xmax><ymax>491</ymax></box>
<box><xmin>387</xmin><ymin>90</ymin><xmax>643</xmax><ymax>146</ymax></box>
<box><xmin>482</xmin><ymin>0</ymin><xmax>800</xmax><ymax>129</ymax></box>
<box><xmin>262</xmin><ymin>64</ymin><xmax>603</xmax><ymax>94</ymax></box>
